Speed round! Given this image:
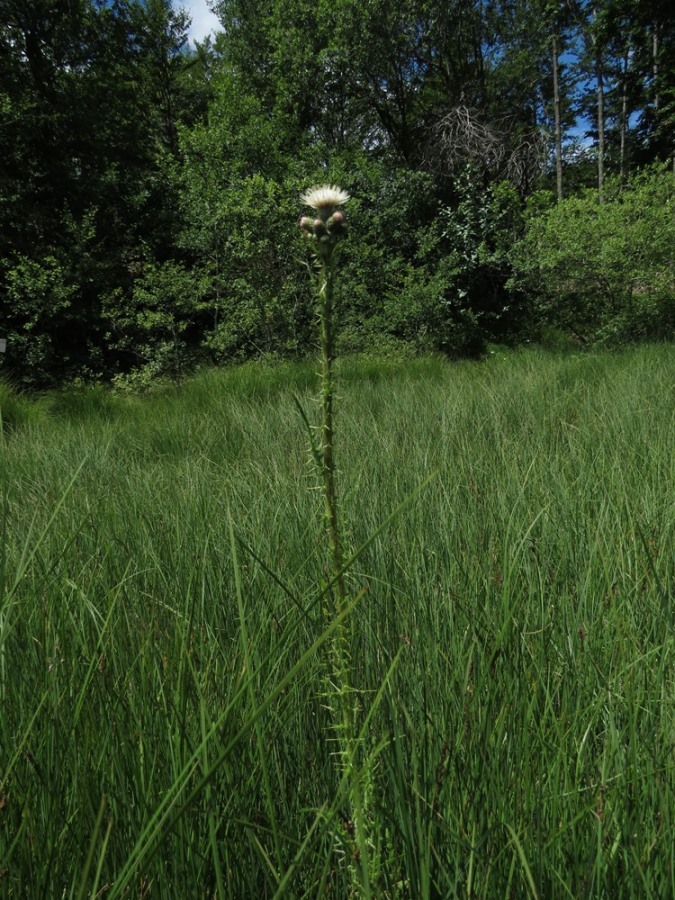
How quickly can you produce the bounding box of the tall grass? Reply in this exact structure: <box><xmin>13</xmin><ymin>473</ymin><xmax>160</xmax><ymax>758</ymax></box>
<box><xmin>0</xmin><ymin>345</ymin><xmax>673</xmax><ymax>897</ymax></box>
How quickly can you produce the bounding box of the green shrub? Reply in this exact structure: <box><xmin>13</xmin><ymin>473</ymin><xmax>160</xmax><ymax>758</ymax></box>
<box><xmin>382</xmin><ymin>170</ymin><xmax>526</xmax><ymax>357</ymax></box>
<box><xmin>0</xmin><ymin>255</ymin><xmax>78</xmax><ymax>386</ymax></box>
<box><xmin>510</xmin><ymin>164</ymin><xmax>675</xmax><ymax>343</ymax></box>
<box><xmin>103</xmin><ymin>261</ymin><xmax>209</xmax><ymax>384</ymax></box>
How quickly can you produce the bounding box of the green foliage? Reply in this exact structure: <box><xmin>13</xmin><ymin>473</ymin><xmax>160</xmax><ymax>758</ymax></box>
<box><xmin>334</xmin><ymin>166</ymin><xmax>437</xmax><ymax>351</ymax></box>
<box><xmin>511</xmin><ymin>165</ymin><xmax>675</xmax><ymax>343</ymax></box>
<box><xmin>439</xmin><ymin>174</ymin><xmax>525</xmax><ymax>348</ymax></box>
<box><xmin>0</xmin><ymin>0</ymin><xmax>204</xmax><ymax>387</ymax></box>
<box><xmin>195</xmin><ymin>176</ymin><xmax>302</xmax><ymax>359</ymax></box>
<box><xmin>1</xmin><ymin>0</ymin><xmax>674</xmax><ymax>388</ymax></box>
<box><xmin>103</xmin><ymin>260</ymin><xmax>208</xmax><ymax>387</ymax></box>
<box><xmin>1</xmin><ymin>255</ymin><xmax>77</xmax><ymax>384</ymax></box>
<box><xmin>175</xmin><ymin>78</ymin><xmax>313</xmax><ymax>363</ymax></box>
<box><xmin>383</xmin><ymin>172</ymin><xmax>526</xmax><ymax>356</ymax></box>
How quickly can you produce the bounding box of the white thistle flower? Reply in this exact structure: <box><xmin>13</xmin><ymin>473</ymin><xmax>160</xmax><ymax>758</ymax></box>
<box><xmin>300</xmin><ymin>184</ymin><xmax>350</xmax><ymax>219</ymax></box>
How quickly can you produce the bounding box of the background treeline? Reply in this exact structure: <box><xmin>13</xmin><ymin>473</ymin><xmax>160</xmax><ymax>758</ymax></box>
<box><xmin>1</xmin><ymin>0</ymin><xmax>673</xmax><ymax>389</ymax></box>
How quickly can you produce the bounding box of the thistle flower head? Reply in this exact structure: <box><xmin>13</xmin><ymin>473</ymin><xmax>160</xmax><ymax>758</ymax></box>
<box><xmin>300</xmin><ymin>184</ymin><xmax>350</xmax><ymax>221</ymax></box>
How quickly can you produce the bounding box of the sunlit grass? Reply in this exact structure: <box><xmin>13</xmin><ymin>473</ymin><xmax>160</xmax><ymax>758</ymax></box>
<box><xmin>1</xmin><ymin>344</ymin><xmax>673</xmax><ymax>897</ymax></box>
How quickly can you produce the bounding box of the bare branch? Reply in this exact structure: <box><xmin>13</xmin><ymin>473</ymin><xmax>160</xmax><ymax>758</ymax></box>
<box><xmin>425</xmin><ymin>104</ymin><xmax>546</xmax><ymax>191</ymax></box>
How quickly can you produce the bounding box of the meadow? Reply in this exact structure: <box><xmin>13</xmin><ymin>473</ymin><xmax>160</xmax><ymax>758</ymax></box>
<box><xmin>0</xmin><ymin>344</ymin><xmax>673</xmax><ymax>898</ymax></box>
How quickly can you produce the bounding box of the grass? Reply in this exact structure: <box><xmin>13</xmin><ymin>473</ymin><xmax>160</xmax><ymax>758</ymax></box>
<box><xmin>0</xmin><ymin>344</ymin><xmax>673</xmax><ymax>897</ymax></box>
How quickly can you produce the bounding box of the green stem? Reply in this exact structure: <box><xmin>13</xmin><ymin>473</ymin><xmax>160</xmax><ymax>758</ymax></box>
<box><xmin>319</xmin><ymin>256</ymin><xmax>347</xmax><ymax>611</ymax></box>
<box><xmin>318</xmin><ymin>252</ymin><xmax>370</xmax><ymax>895</ymax></box>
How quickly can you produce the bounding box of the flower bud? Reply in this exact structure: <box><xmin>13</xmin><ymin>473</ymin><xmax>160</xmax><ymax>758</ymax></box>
<box><xmin>313</xmin><ymin>218</ymin><xmax>327</xmax><ymax>235</ymax></box>
<box><xmin>299</xmin><ymin>216</ymin><xmax>313</xmax><ymax>233</ymax></box>
<box><xmin>327</xmin><ymin>212</ymin><xmax>345</xmax><ymax>237</ymax></box>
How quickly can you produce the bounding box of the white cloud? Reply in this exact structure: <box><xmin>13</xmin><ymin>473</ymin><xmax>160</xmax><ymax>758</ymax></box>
<box><xmin>179</xmin><ymin>0</ymin><xmax>221</xmax><ymax>45</ymax></box>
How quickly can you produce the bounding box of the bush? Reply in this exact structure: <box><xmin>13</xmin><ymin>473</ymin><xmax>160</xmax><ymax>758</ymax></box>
<box><xmin>383</xmin><ymin>171</ymin><xmax>526</xmax><ymax>356</ymax></box>
<box><xmin>0</xmin><ymin>255</ymin><xmax>78</xmax><ymax>387</ymax></box>
<box><xmin>510</xmin><ymin>165</ymin><xmax>675</xmax><ymax>344</ymax></box>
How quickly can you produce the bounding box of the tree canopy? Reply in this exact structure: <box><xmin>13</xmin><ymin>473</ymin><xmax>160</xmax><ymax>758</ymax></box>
<box><xmin>0</xmin><ymin>0</ymin><xmax>672</xmax><ymax>387</ymax></box>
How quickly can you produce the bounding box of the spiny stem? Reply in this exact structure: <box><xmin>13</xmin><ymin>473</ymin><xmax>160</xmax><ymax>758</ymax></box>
<box><xmin>317</xmin><ymin>252</ymin><xmax>370</xmax><ymax>897</ymax></box>
<box><xmin>299</xmin><ymin>186</ymin><xmax>372</xmax><ymax>893</ymax></box>
<box><xmin>318</xmin><ymin>258</ymin><xmax>347</xmax><ymax>611</ymax></box>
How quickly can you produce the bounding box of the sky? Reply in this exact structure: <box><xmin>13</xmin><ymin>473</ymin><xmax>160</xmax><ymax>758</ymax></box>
<box><xmin>180</xmin><ymin>0</ymin><xmax>221</xmax><ymax>45</ymax></box>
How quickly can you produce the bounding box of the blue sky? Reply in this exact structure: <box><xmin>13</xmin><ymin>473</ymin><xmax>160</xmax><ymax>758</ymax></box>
<box><xmin>180</xmin><ymin>0</ymin><xmax>221</xmax><ymax>45</ymax></box>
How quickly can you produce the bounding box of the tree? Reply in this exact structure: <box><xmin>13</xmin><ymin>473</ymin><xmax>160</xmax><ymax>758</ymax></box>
<box><xmin>466</xmin><ymin>0</ymin><xmax>576</xmax><ymax>197</ymax></box>
<box><xmin>634</xmin><ymin>0</ymin><xmax>675</xmax><ymax>164</ymax></box>
<box><xmin>0</xmin><ymin>0</ymin><xmax>199</xmax><ymax>385</ymax></box>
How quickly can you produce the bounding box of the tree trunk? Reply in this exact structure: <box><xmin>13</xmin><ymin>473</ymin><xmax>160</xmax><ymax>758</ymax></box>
<box><xmin>552</xmin><ymin>34</ymin><xmax>563</xmax><ymax>200</ymax></box>
<box><xmin>596</xmin><ymin>44</ymin><xmax>605</xmax><ymax>196</ymax></box>
<box><xmin>619</xmin><ymin>48</ymin><xmax>629</xmax><ymax>181</ymax></box>
<box><xmin>652</xmin><ymin>23</ymin><xmax>659</xmax><ymax>111</ymax></box>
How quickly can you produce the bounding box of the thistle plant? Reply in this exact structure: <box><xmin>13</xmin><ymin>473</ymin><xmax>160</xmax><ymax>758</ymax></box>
<box><xmin>299</xmin><ymin>186</ymin><xmax>373</xmax><ymax>892</ymax></box>
<box><xmin>299</xmin><ymin>185</ymin><xmax>350</xmax><ymax>609</ymax></box>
